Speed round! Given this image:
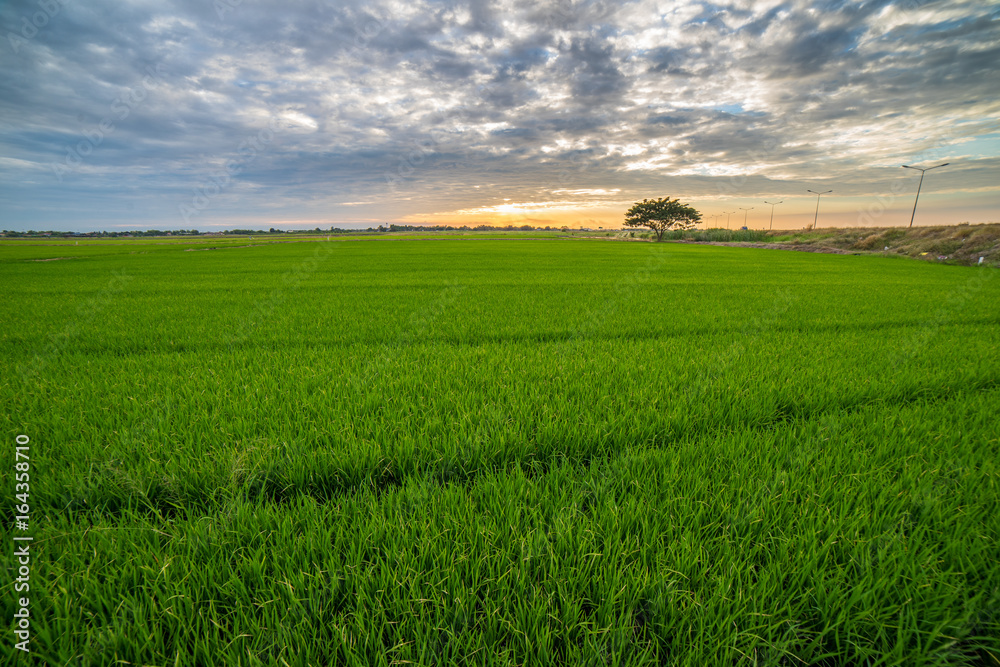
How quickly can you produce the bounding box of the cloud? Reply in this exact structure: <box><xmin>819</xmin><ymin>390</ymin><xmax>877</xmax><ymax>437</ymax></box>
<box><xmin>0</xmin><ymin>0</ymin><xmax>997</xmax><ymax>230</ymax></box>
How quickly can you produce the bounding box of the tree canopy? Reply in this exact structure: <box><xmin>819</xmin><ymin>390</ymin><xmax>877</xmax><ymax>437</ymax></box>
<box><xmin>624</xmin><ymin>197</ymin><xmax>702</xmax><ymax>241</ymax></box>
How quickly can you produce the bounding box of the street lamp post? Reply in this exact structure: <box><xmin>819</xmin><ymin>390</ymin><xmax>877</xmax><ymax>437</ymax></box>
<box><xmin>764</xmin><ymin>200</ymin><xmax>783</xmax><ymax>231</ymax></box>
<box><xmin>806</xmin><ymin>190</ymin><xmax>832</xmax><ymax>229</ymax></box>
<box><xmin>739</xmin><ymin>207</ymin><xmax>754</xmax><ymax>228</ymax></box>
<box><xmin>724</xmin><ymin>211</ymin><xmax>735</xmax><ymax>229</ymax></box>
<box><xmin>902</xmin><ymin>163</ymin><xmax>949</xmax><ymax>228</ymax></box>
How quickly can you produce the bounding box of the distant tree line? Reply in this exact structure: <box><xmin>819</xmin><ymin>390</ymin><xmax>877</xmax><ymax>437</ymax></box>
<box><xmin>1</xmin><ymin>229</ymin><xmax>202</xmax><ymax>237</ymax></box>
<box><xmin>377</xmin><ymin>224</ymin><xmax>559</xmax><ymax>232</ymax></box>
<box><xmin>2</xmin><ymin>224</ymin><xmax>576</xmax><ymax>237</ymax></box>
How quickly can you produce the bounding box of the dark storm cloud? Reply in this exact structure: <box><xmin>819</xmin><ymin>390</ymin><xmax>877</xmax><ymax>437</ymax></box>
<box><xmin>0</xmin><ymin>0</ymin><xmax>997</xmax><ymax>230</ymax></box>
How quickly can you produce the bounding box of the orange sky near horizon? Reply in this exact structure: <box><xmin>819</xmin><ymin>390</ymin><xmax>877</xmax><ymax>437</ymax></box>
<box><xmin>395</xmin><ymin>190</ymin><xmax>998</xmax><ymax>231</ymax></box>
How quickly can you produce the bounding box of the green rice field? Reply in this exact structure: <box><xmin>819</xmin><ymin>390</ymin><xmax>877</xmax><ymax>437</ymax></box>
<box><xmin>2</xmin><ymin>236</ymin><xmax>999</xmax><ymax>665</ymax></box>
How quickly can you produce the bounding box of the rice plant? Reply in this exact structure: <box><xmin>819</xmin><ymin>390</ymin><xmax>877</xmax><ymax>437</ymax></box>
<box><xmin>2</xmin><ymin>237</ymin><xmax>998</xmax><ymax>665</ymax></box>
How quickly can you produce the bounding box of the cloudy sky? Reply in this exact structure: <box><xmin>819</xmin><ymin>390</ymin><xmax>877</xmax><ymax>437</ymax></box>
<box><xmin>1</xmin><ymin>0</ymin><xmax>998</xmax><ymax>231</ymax></box>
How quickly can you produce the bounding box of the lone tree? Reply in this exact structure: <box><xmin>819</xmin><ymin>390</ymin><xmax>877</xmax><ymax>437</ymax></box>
<box><xmin>624</xmin><ymin>197</ymin><xmax>702</xmax><ymax>241</ymax></box>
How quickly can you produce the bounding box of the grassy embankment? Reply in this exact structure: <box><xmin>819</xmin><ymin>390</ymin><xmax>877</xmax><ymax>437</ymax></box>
<box><xmin>650</xmin><ymin>223</ymin><xmax>1000</xmax><ymax>267</ymax></box>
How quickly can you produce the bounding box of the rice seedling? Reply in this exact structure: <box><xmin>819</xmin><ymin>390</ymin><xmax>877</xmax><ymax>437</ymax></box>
<box><xmin>1</xmin><ymin>237</ymin><xmax>998</xmax><ymax>665</ymax></box>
